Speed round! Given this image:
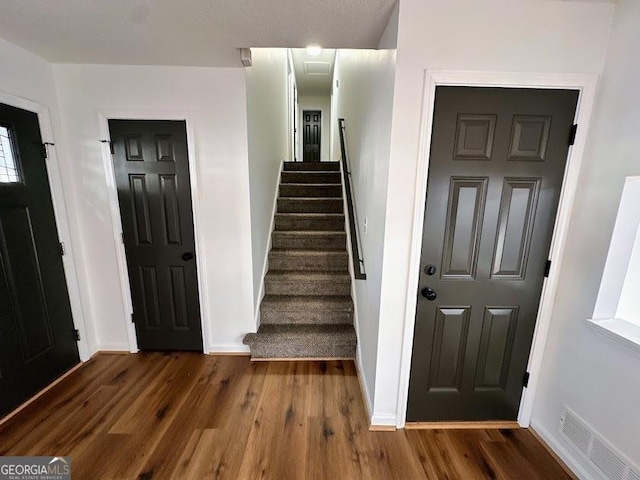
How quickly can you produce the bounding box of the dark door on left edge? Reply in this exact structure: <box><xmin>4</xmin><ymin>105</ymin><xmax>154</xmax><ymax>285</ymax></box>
<box><xmin>0</xmin><ymin>103</ymin><xmax>79</xmax><ymax>417</ymax></box>
<box><xmin>303</xmin><ymin>110</ymin><xmax>321</xmax><ymax>162</ymax></box>
<box><xmin>109</xmin><ymin>120</ymin><xmax>203</xmax><ymax>351</ymax></box>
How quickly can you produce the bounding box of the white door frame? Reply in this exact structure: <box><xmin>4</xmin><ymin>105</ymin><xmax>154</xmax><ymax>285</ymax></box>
<box><xmin>0</xmin><ymin>90</ymin><xmax>90</xmax><ymax>361</ymax></box>
<box><xmin>396</xmin><ymin>70</ymin><xmax>599</xmax><ymax>428</ymax></box>
<box><xmin>97</xmin><ymin>110</ymin><xmax>211</xmax><ymax>353</ymax></box>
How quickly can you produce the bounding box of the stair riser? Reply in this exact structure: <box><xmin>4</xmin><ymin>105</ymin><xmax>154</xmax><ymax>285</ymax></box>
<box><xmin>283</xmin><ymin>162</ymin><xmax>340</xmax><ymax>172</ymax></box>
<box><xmin>248</xmin><ymin>343</ymin><xmax>356</xmax><ymax>359</ymax></box>
<box><xmin>269</xmin><ymin>253</ymin><xmax>348</xmax><ymax>271</ymax></box>
<box><xmin>260</xmin><ymin>309</ymin><xmax>353</xmax><ymax>325</ymax></box>
<box><xmin>275</xmin><ymin>216</ymin><xmax>344</xmax><ymax>231</ymax></box>
<box><xmin>277</xmin><ymin>198</ymin><xmax>343</xmax><ymax>214</ymax></box>
<box><xmin>271</xmin><ymin>233</ymin><xmax>346</xmax><ymax>250</ymax></box>
<box><xmin>265</xmin><ymin>280</ymin><xmax>351</xmax><ymax>296</ymax></box>
<box><xmin>281</xmin><ymin>172</ymin><xmax>341</xmax><ymax>184</ymax></box>
<box><xmin>279</xmin><ymin>184</ymin><xmax>342</xmax><ymax>197</ymax></box>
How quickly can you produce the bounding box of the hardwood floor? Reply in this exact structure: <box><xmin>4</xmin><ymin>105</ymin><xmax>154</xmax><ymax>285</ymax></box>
<box><xmin>0</xmin><ymin>353</ymin><xmax>574</xmax><ymax>479</ymax></box>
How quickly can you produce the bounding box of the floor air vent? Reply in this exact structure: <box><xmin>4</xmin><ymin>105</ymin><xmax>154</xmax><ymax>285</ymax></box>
<box><xmin>628</xmin><ymin>469</ymin><xmax>640</xmax><ymax>480</ymax></box>
<box><xmin>561</xmin><ymin>407</ymin><xmax>639</xmax><ymax>480</ymax></box>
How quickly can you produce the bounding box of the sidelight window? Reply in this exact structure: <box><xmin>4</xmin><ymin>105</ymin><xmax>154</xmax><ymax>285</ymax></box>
<box><xmin>0</xmin><ymin>125</ymin><xmax>21</xmax><ymax>183</ymax></box>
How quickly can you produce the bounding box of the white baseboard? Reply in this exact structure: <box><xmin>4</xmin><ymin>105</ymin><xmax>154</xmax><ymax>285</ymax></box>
<box><xmin>354</xmin><ymin>348</ymin><xmax>373</xmax><ymax>421</ymax></box>
<box><xmin>253</xmin><ymin>159</ymin><xmax>285</xmax><ymax>330</ymax></box>
<box><xmin>96</xmin><ymin>343</ymin><xmax>131</xmax><ymax>352</ymax></box>
<box><xmin>371</xmin><ymin>412</ymin><xmax>397</xmax><ymax>427</ymax></box>
<box><xmin>209</xmin><ymin>343</ymin><xmax>250</xmax><ymax>354</ymax></box>
<box><xmin>530</xmin><ymin>420</ymin><xmax>593</xmax><ymax>480</ymax></box>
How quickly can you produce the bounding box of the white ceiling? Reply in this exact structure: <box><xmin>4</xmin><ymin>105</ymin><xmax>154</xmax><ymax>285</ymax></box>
<box><xmin>0</xmin><ymin>0</ymin><xmax>396</xmax><ymax>67</ymax></box>
<box><xmin>291</xmin><ymin>48</ymin><xmax>336</xmax><ymax>96</ymax></box>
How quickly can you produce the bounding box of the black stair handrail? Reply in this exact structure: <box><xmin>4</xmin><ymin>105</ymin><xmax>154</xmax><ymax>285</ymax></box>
<box><xmin>338</xmin><ymin>118</ymin><xmax>366</xmax><ymax>280</ymax></box>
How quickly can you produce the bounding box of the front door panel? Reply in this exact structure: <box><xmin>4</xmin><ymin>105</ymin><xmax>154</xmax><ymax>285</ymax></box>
<box><xmin>110</xmin><ymin>120</ymin><xmax>202</xmax><ymax>351</ymax></box>
<box><xmin>407</xmin><ymin>87</ymin><xmax>579</xmax><ymax>421</ymax></box>
<box><xmin>0</xmin><ymin>103</ymin><xmax>79</xmax><ymax>417</ymax></box>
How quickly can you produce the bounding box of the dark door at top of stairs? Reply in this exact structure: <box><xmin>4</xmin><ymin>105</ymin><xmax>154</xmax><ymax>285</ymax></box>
<box><xmin>303</xmin><ymin>110</ymin><xmax>321</xmax><ymax>163</ymax></box>
<box><xmin>407</xmin><ymin>87</ymin><xmax>578</xmax><ymax>421</ymax></box>
<box><xmin>109</xmin><ymin>120</ymin><xmax>203</xmax><ymax>351</ymax></box>
<box><xmin>0</xmin><ymin>103</ymin><xmax>80</xmax><ymax>417</ymax></box>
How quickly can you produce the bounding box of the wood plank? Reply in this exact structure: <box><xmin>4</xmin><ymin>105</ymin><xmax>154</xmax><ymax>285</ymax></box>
<box><xmin>0</xmin><ymin>361</ymin><xmax>85</xmax><ymax>428</ymax></box>
<box><xmin>0</xmin><ymin>353</ymin><xmax>574</xmax><ymax>479</ymax></box>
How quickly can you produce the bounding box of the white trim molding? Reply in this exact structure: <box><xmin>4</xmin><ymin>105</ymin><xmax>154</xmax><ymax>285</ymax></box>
<box><xmin>395</xmin><ymin>70</ymin><xmax>599</xmax><ymax>429</ymax></box>
<box><xmin>0</xmin><ymin>90</ymin><xmax>91</xmax><ymax>361</ymax></box>
<box><xmin>208</xmin><ymin>343</ymin><xmax>250</xmax><ymax>354</ymax></box>
<box><xmin>97</xmin><ymin>109</ymin><xmax>212</xmax><ymax>353</ymax></box>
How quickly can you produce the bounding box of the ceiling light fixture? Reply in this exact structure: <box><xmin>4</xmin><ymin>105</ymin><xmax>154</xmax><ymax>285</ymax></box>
<box><xmin>306</xmin><ymin>45</ymin><xmax>322</xmax><ymax>56</ymax></box>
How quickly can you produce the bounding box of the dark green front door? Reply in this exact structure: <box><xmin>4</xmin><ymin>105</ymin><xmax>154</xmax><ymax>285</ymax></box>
<box><xmin>109</xmin><ymin>120</ymin><xmax>203</xmax><ymax>351</ymax></box>
<box><xmin>0</xmin><ymin>103</ymin><xmax>79</xmax><ymax>417</ymax></box>
<box><xmin>407</xmin><ymin>87</ymin><xmax>579</xmax><ymax>421</ymax></box>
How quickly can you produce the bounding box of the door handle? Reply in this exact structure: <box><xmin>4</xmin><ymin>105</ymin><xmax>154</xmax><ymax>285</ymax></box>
<box><xmin>181</xmin><ymin>252</ymin><xmax>194</xmax><ymax>261</ymax></box>
<box><xmin>420</xmin><ymin>287</ymin><xmax>437</xmax><ymax>301</ymax></box>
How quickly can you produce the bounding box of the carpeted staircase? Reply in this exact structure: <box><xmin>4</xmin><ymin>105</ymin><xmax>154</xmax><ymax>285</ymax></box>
<box><xmin>243</xmin><ymin>161</ymin><xmax>357</xmax><ymax>359</ymax></box>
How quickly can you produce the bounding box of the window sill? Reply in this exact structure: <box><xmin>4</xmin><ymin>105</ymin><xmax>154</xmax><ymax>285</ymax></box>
<box><xmin>587</xmin><ymin>318</ymin><xmax>640</xmax><ymax>359</ymax></box>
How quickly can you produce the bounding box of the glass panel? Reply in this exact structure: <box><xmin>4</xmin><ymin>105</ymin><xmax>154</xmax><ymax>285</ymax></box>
<box><xmin>0</xmin><ymin>125</ymin><xmax>21</xmax><ymax>183</ymax></box>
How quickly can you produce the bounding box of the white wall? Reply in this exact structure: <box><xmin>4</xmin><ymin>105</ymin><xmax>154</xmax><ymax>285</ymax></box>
<box><xmin>245</xmin><ymin>48</ymin><xmax>289</xmax><ymax>319</ymax></box>
<box><xmin>373</xmin><ymin>0</ymin><xmax>615</xmax><ymax>424</ymax></box>
<box><xmin>532</xmin><ymin>0</ymin><xmax>640</xmax><ymax>475</ymax></box>
<box><xmin>298</xmin><ymin>95</ymin><xmax>332</xmax><ymax>161</ymax></box>
<box><xmin>52</xmin><ymin>63</ymin><xmax>255</xmax><ymax>353</ymax></box>
<box><xmin>332</xmin><ymin>48</ymin><xmax>396</xmax><ymax>415</ymax></box>
<box><xmin>0</xmin><ymin>38</ymin><xmax>96</xmax><ymax>358</ymax></box>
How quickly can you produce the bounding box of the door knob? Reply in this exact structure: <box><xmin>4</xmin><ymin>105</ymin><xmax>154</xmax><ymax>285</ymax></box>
<box><xmin>181</xmin><ymin>252</ymin><xmax>194</xmax><ymax>261</ymax></box>
<box><xmin>421</xmin><ymin>287</ymin><xmax>437</xmax><ymax>301</ymax></box>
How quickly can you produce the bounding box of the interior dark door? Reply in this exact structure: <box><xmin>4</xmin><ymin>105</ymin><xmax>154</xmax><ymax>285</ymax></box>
<box><xmin>303</xmin><ymin>110</ymin><xmax>321</xmax><ymax>162</ymax></box>
<box><xmin>407</xmin><ymin>87</ymin><xmax>578</xmax><ymax>421</ymax></box>
<box><xmin>0</xmin><ymin>103</ymin><xmax>79</xmax><ymax>417</ymax></box>
<box><xmin>109</xmin><ymin>120</ymin><xmax>203</xmax><ymax>351</ymax></box>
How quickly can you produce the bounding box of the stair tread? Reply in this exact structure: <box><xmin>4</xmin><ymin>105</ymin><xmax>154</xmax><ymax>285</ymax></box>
<box><xmin>284</xmin><ymin>162</ymin><xmax>340</xmax><ymax>165</ymax></box>
<box><xmin>272</xmin><ymin>230</ymin><xmax>345</xmax><ymax>235</ymax></box>
<box><xmin>278</xmin><ymin>197</ymin><xmax>342</xmax><ymax>201</ymax></box>
<box><xmin>261</xmin><ymin>295</ymin><xmax>353</xmax><ymax>308</ymax></box>
<box><xmin>247</xmin><ymin>324</ymin><xmax>356</xmax><ymax>344</ymax></box>
<box><xmin>270</xmin><ymin>249</ymin><xmax>348</xmax><ymax>255</ymax></box>
<box><xmin>275</xmin><ymin>212</ymin><xmax>344</xmax><ymax>217</ymax></box>
<box><xmin>280</xmin><ymin>183</ymin><xmax>343</xmax><ymax>187</ymax></box>
<box><xmin>265</xmin><ymin>270</ymin><xmax>350</xmax><ymax>280</ymax></box>
<box><xmin>283</xmin><ymin>171</ymin><xmax>339</xmax><ymax>175</ymax></box>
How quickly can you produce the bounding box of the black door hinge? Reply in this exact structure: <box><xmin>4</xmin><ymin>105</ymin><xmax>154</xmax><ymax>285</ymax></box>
<box><xmin>40</xmin><ymin>142</ymin><xmax>55</xmax><ymax>159</ymax></box>
<box><xmin>59</xmin><ymin>242</ymin><xmax>66</xmax><ymax>256</ymax></box>
<box><xmin>522</xmin><ymin>371</ymin><xmax>530</xmax><ymax>388</ymax></box>
<box><xmin>100</xmin><ymin>139</ymin><xmax>114</xmax><ymax>154</ymax></box>
<box><xmin>131</xmin><ymin>313</ymin><xmax>135</xmax><ymax>323</ymax></box>
<box><xmin>544</xmin><ymin>259</ymin><xmax>551</xmax><ymax>278</ymax></box>
<box><xmin>74</xmin><ymin>329</ymin><xmax>81</xmax><ymax>342</ymax></box>
<box><xmin>568</xmin><ymin>124</ymin><xmax>578</xmax><ymax>146</ymax></box>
